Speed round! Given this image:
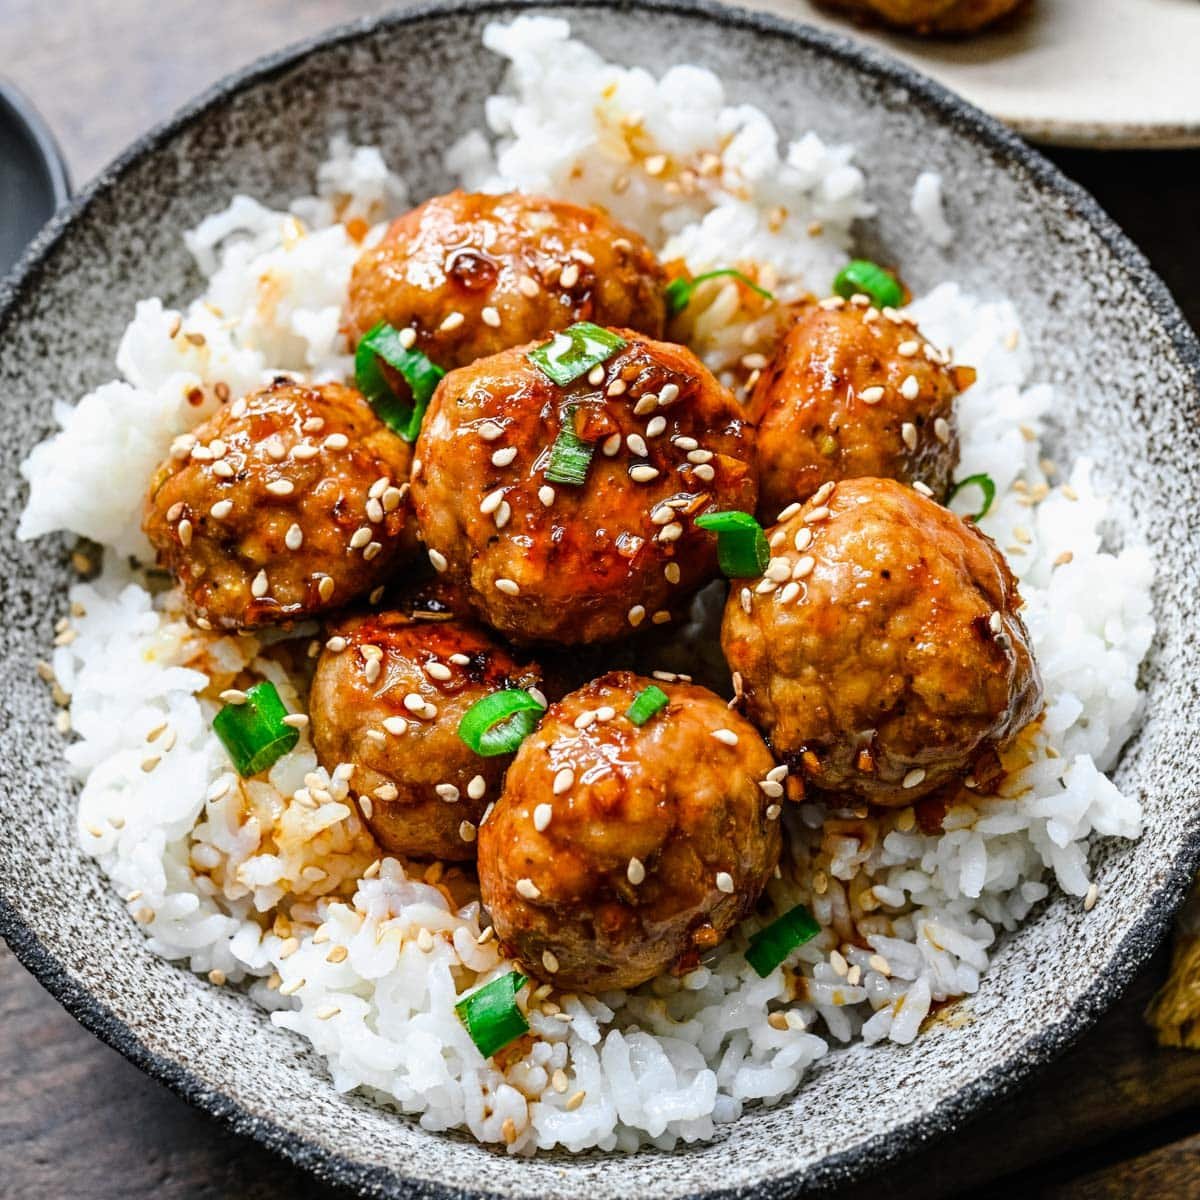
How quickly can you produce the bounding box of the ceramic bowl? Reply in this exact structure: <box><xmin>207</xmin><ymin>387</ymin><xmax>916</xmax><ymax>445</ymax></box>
<box><xmin>2</xmin><ymin>2</ymin><xmax>1199</xmax><ymax>1196</ymax></box>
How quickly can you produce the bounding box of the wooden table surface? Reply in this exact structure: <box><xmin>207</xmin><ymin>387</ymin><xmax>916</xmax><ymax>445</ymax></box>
<box><xmin>2</xmin><ymin>2</ymin><xmax>1199</xmax><ymax>1197</ymax></box>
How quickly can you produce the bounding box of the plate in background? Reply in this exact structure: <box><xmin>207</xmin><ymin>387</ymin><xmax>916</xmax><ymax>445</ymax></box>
<box><xmin>776</xmin><ymin>0</ymin><xmax>1200</xmax><ymax>148</ymax></box>
<box><xmin>0</xmin><ymin>81</ymin><xmax>70</xmax><ymax>275</ymax></box>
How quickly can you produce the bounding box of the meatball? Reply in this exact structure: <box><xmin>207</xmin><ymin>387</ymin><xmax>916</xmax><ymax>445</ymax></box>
<box><xmin>310</xmin><ymin>611</ymin><xmax>542</xmax><ymax>860</ymax></box>
<box><xmin>747</xmin><ymin>296</ymin><xmax>971</xmax><ymax>520</ymax></box>
<box><xmin>144</xmin><ymin>380</ymin><xmax>417</xmax><ymax>631</ymax></box>
<box><xmin>477</xmin><ymin>672</ymin><xmax>782</xmax><ymax>990</ymax></box>
<box><xmin>412</xmin><ymin>329</ymin><xmax>758</xmax><ymax>644</ymax></box>
<box><xmin>817</xmin><ymin>0</ymin><xmax>1026</xmax><ymax>34</ymax></box>
<box><xmin>721</xmin><ymin>477</ymin><xmax>1042</xmax><ymax>805</ymax></box>
<box><xmin>345</xmin><ymin>191</ymin><xmax>667</xmax><ymax>370</ymax></box>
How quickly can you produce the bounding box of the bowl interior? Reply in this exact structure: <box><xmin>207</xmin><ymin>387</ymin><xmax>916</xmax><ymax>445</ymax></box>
<box><xmin>2</xmin><ymin>3</ymin><xmax>1199</xmax><ymax>1197</ymax></box>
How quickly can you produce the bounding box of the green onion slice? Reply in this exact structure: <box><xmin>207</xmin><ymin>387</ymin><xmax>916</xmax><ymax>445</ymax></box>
<box><xmin>947</xmin><ymin>472</ymin><xmax>996</xmax><ymax>522</ymax></box>
<box><xmin>212</xmin><ymin>681</ymin><xmax>299</xmax><ymax>777</ymax></box>
<box><xmin>545</xmin><ymin>404</ymin><xmax>595</xmax><ymax>486</ymax></box>
<box><xmin>666</xmin><ymin>269</ymin><xmax>775</xmax><ymax>318</ymax></box>
<box><xmin>355</xmin><ymin>320</ymin><xmax>446</xmax><ymax>442</ymax></box>
<box><xmin>626</xmin><ymin>685</ymin><xmax>669</xmax><ymax>726</ymax></box>
<box><xmin>528</xmin><ymin>322</ymin><xmax>626</xmax><ymax>387</ymax></box>
<box><xmin>455</xmin><ymin>971</ymin><xmax>529</xmax><ymax>1058</ymax></box>
<box><xmin>457</xmin><ymin>689</ymin><xmax>546</xmax><ymax>757</ymax></box>
<box><xmin>744</xmin><ymin>904</ymin><xmax>821</xmax><ymax>978</ymax></box>
<box><xmin>831</xmin><ymin>259</ymin><xmax>904</xmax><ymax>310</ymax></box>
<box><xmin>695</xmin><ymin>510</ymin><xmax>770</xmax><ymax>578</ymax></box>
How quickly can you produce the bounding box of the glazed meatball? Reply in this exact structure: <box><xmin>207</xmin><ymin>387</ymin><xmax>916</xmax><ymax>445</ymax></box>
<box><xmin>412</xmin><ymin>329</ymin><xmax>758</xmax><ymax>644</ymax></box>
<box><xmin>144</xmin><ymin>380</ymin><xmax>417</xmax><ymax>631</ymax></box>
<box><xmin>721</xmin><ymin>477</ymin><xmax>1042</xmax><ymax>805</ymax></box>
<box><xmin>747</xmin><ymin>297</ymin><xmax>971</xmax><ymax>519</ymax></box>
<box><xmin>310</xmin><ymin>611</ymin><xmax>542</xmax><ymax>860</ymax></box>
<box><xmin>477</xmin><ymin>672</ymin><xmax>782</xmax><ymax>990</ymax></box>
<box><xmin>817</xmin><ymin>0</ymin><xmax>1026</xmax><ymax>34</ymax></box>
<box><xmin>345</xmin><ymin>191</ymin><xmax>667</xmax><ymax>370</ymax></box>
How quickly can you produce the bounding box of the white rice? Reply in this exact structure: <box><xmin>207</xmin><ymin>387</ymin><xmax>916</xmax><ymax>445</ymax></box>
<box><xmin>19</xmin><ymin>16</ymin><xmax>1153</xmax><ymax>1154</ymax></box>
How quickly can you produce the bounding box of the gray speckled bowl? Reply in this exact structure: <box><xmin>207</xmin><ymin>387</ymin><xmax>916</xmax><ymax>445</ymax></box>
<box><xmin>2</xmin><ymin>2</ymin><xmax>1199</xmax><ymax>1196</ymax></box>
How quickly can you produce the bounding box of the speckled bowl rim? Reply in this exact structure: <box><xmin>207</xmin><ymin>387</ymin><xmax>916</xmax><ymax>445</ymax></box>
<box><xmin>2</xmin><ymin>1</ymin><xmax>1199</xmax><ymax>1196</ymax></box>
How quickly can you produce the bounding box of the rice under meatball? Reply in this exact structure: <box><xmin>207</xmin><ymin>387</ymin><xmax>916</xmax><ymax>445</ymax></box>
<box><xmin>411</xmin><ymin>328</ymin><xmax>759</xmax><ymax>644</ymax></box>
<box><xmin>309</xmin><ymin>611</ymin><xmax>542</xmax><ymax>860</ymax></box>
<box><xmin>345</xmin><ymin>190</ymin><xmax>667</xmax><ymax>369</ymax></box>
<box><xmin>747</xmin><ymin>296</ymin><xmax>971</xmax><ymax>520</ymax></box>
<box><xmin>721</xmin><ymin>477</ymin><xmax>1043</xmax><ymax>805</ymax></box>
<box><xmin>143</xmin><ymin>379</ymin><xmax>417</xmax><ymax>631</ymax></box>
<box><xmin>477</xmin><ymin>671</ymin><xmax>783</xmax><ymax>990</ymax></box>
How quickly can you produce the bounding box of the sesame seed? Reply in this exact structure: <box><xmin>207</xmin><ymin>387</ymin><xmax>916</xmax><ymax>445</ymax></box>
<box><xmin>900</xmin><ymin>375</ymin><xmax>920</xmax><ymax>401</ymax></box>
<box><xmin>326</xmin><ymin>636</ymin><xmax>348</xmax><ymax>653</ymax></box>
<box><xmin>559</xmin><ymin>263</ymin><xmax>580</xmax><ymax>289</ymax></box>
<box><xmin>630</xmin><ymin>465</ymin><xmax>659</xmax><ymax>483</ymax></box>
<box><xmin>366</xmin><ymin>498</ymin><xmax>384</xmax><ymax>523</ymax></box>
<box><xmin>553</xmin><ymin>768</ymin><xmax>575</xmax><ymax>795</ymax></box>
<box><xmin>265</xmin><ymin>479</ymin><xmax>294</xmax><ymax>497</ymax></box>
<box><xmin>436</xmin><ymin>783</ymin><xmax>460</xmax><ymax>802</ymax></box>
<box><xmin>650</xmin><ymin>503</ymin><xmax>675</xmax><ymax>526</ymax></box>
<box><xmin>281</xmin><ymin>522</ymin><xmax>304</xmax><ymax>550</ymax></box>
<box><xmin>934</xmin><ymin>417</ymin><xmax>951</xmax><ymax>444</ymax></box>
<box><xmin>792</xmin><ymin>554</ymin><xmax>816</xmax><ymax>581</ymax></box>
<box><xmin>574</xmin><ymin>710</ymin><xmax>597</xmax><ymax>730</ymax></box>
<box><xmin>860</xmin><ymin>386</ymin><xmax>884</xmax><ymax>405</ymax></box>
<box><xmin>658</xmin><ymin>383</ymin><xmax>680</xmax><ymax>406</ymax></box>
<box><xmin>626</xmin><ymin>433</ymin><xmax>648</xmax><ymax>457</ymax></box>
<box><xmin>492</xmin><ymin>446</ymin><xmax>518</xmax><ymax>467</ymax></box>
<box><xmin>766</xmin><ymin>804</ymin><xmax>782</xmax><ymax>820</ymax></box>
<box><xmin>398</xmin><ymin>327</ymin><xmax>417</xmax><ymax>349</ymax></box>
<box><xmin>587</xmin><ymin>364</ymin><xmax>605</xmax><ymax>385</ymax></box>
<box><xmin>350</xmin><ymin>526</ymin><xmax>372</xmax><ymax>550</ymax></box>
<box><xmin>516</xmin><ymin>878</ymin><xmax>540</xmax><ymax>900</ymax></box>
<box><xmin>363</xmin><ymin>658</ymin><xmax>381</xmax><ymax>684</ymax></box>
<box><xmin>600</xmin><ymin>432</ymin><xmax>621</xmax><ymax>457</ymax></box>
<box><xmin>740</xmin><ymin>587</ymin><xmax>752</xmax><ymax>614</ymax></box>
<box><xmin>291</xmin><ymin>442</ymin><xmax>319</xmax><ymax>461</ymax></box>
<box><xmin>658</xmin><ymin>522</ymin><xmax>683</xmax><ymax>543</ymax></box>
<box><xmin>624</xmin><ymin>604</ymin><xmax>647</xmax><ymax>629</ymax></box>
<box><xmin>779</xmin><ymin>582</ymin><xmax>800</xmax><ymax>603</ymax></box>
<box><xmin>652</xmin><ymin>610</ymin><xmax>671</xmax><ymax>625</ymax></box>
<box><xmin>566</xmin><ymin>1089</ymin><xmax>586</xmax><ymax>1111</ymax></box>
<box><xmin>712</xmin><ymin>728</ymin><xmax>739</xmax><ymax>747</ymax></box>
<box><xmin>425</xmin><ymin>661</ymin><xmax>452</xmax><ymax>682</ymax></box>
<box><xmin>902</xmin><ymin>768</ymin><xmax>927</xmax><ymax>789</ymax></box>
<box><xmin>478</xmin><ymin>420</ymin><xmax>504</xmax><ymax>441</ymax></box>
<box><xmin>694</xmin><ymin>464</ymin><xmax>716</xmax><ymax>482</ymax></box>
<box><xmin>645</xmin><ymin>416</ymin><xmax>667</xmax><ymax>438</ymax></box>
<box><xmin>282</xmin><ymin>714</ymin><xmax>308</xmax><ymax>730</ymax></box>
<box><xmin>758</xmin><ymin>779</ymin><xmax>784</xmax><ymax>798</ymax></box>
<box><xmin>777</xmin><ymin>502</ymin><xmax>802</xmax><ymax>522</ymax></box>
<box><xmin>830</xmin><ymin>949</ymin><xmax>849</xmax><ymax>976</ymax></box>
<box><xmin>250</xmin><ymin>571</ymin><xmax>269</xmax><ymax>598</ymax></box>
<box><xmin>606</xmin><ymin>379</ymin><xmax>627</xmax><ymax>397</ymax></box>
<box><xmin>318</xmin><ymin>576</ymin><xmax>335</xmax><ymax>602</ymax></box>
<box><xmin>178</xmin><ymin>519</ymin><xmax>193</xmax><ymax>547</ymax></box>
<box><xmin>518</xmin><ymin>276</ymin><xmax>540</xmax><ymax>298</ymax></box>
<box><xmin>495</xmin><ymin>578</ymin><xmax>519</xmax><ymax>596</ymax></box>
<box><xmin>480</xmin><ymin>488</ymin><xmax>505</xmax><ymax>515</ymax></box>
<box><xmin>1084</xmin><ymin>882</ymin><xmax>1099</xmax><ymax>911</ymax></box>
<box><xmin>481</xmin><ymin>306</ymin><xmax>501</xmax><ymax>327</ymax></box>
<box><xmin>206</xmin><ymin>499</ymin><xmax>233</xmax><ymax>521</ymax></box>
<box><xmin>595</xmin><ymin>706</ymin><xmax>616</xmax><ymax>722</ymax></box>
<box><xmin>664</xmin><ymin>562</ymin><xmax>681</xmax><ymax>584</ymax></box>
<box><xmin>901</xmin><ymin>422</ymin><xmax>918</xmax><ymax>451</ymax></box>
<box><xmin>633</xmin><ymin>395</ymin><xmax>658</xmax><ymax>416</ymax></box>
<box><xmin>913</xmin><ymin>481</ymin><xmax>934</xmax><ymax>498</ymax></box>
<box><xmin>382</xmin><ymin>486</ymin><xmax>403</xmax><ymax>512</ymax></box>
<box><xmin>765</xmin><ymin>556</ymin><xmax>790</xmax><ymax>583</ymax></box>
<box><xmin>715</xmin><ymin>871</ymin><xmax>735</xmax><ymax>894</ymax></box>
<box><xmin>439</xmin><ymin>311</ymin><xmax>465</xmax><ymax>332</ymax></box>
<box><xmin>536</xmin><ymin>485</ymin><xmax>555</xmax><ymax>507</ymax></box>
<box><xmin>988</xmin><ymin>610</ymin><xmax>1003</xmax><ymax>634</ymax></box>
<box><xmin>323</xmin><ymin>433</ymin><xmax>349</xmax><ymax>451</ymax></box>
<box><xmin>805</xmin><ymin>506</ymin><xmax>831</xmax><ymax>523</ymax></box>
<box><xmin>382</xmin><ymin>716</ymin><xmax>408</xmax><ymax>735</ymax></box>
<box><xmin>428</xmin><ymin>548</ymin><xmax>448</xmax><ymax>573</ymax></box>
<box><xmin>494</xmin><ymin>502</ymin><xmax>512</xmax><ymax>530</ymax></box>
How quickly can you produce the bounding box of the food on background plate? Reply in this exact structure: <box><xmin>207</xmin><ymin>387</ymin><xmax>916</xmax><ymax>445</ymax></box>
<box><xmin>816</xmin><ymin>0</ymin><xmax>1028</xmax><ymax>36</ymax></box>
<box><xmin>19</xmin><ymin>15</ymin><xmax>1152</xmax><ymax>1157</ymax></box>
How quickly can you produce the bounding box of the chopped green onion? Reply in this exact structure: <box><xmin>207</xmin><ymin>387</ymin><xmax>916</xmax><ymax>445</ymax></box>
<box><xmin>455</xmin><ymin>971</ymin><xmax>529</xmax><ymax>1058</ymax></box>
<box><xmin>831</xmin><ymin>259</ymin><xmax>904</xmax><ymax>310</ymax></box>
<box><xmin>744</xmin><ymin>904</ymin><xmax>821</xmax><ymax>978</ymax></box>
<box><xmin>545</xmin><ymin>404</ymin><xmax>595</xmax><ymax>486</ymax></box>
<box><xmin>947</xmin><ymin>472</ymin><xmax>996</xmax><ymax>521</ymax></box>
<box><xmin>457</xmin><ymin>689</ymin><xmax>546</xmax><ymax>757</ymax></box>
<box><xmin>354</xmin><ymin>320</ymin><xmax>445</xmax><ymax>442</ymax></box>
<box><xmin>695</xmin><ymin>510</ymin><xmax>770</xmax><ymax>578</ymax></box>
<box><xmin>626</xmin><ymin>685</ymin><xmax>669</xmax><ymax>726</ymax></box>
<box><xmin>527</xmin><ymin>322</ymin><xmax>626</xmax><ymax>387</ymax></box>
<box><xmin>666</xmin><ymin>269</ymin><xmax>775</xmax><ymax>317</ymax></box>
<box><xmin>212</xmin><ymin>681</ymin><xmax>299</xmax><ymax>777</ymax></box>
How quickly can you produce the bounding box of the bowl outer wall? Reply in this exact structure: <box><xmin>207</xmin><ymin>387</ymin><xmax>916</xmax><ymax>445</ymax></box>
<box><xmin>2</xmin><ymin>1</ymin><xmax>1200</xmax><ymax>1197</ymax></box>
